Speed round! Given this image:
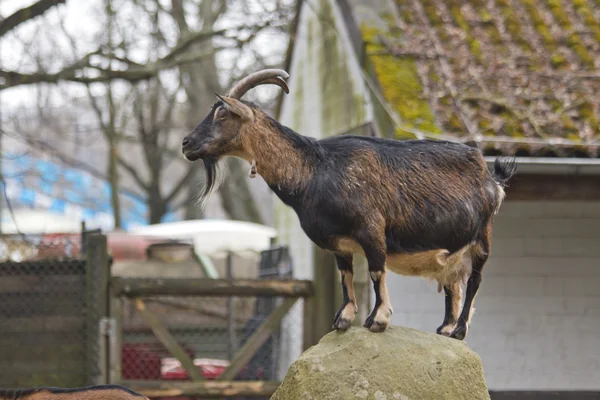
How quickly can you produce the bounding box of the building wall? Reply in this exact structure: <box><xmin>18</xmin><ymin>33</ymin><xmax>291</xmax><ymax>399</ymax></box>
<box><xmin>386</xmin><ymin>200</ymin><xmax>600</xmax><ymax>391</ymax></box>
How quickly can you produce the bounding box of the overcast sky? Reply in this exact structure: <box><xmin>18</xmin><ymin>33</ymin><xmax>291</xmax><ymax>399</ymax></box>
<box><xmin>0</xmin><ymin>0</ymin><xmax>291</xmax><ymax>111</ymax></box>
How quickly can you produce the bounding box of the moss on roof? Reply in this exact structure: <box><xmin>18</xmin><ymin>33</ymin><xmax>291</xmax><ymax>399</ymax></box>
<box><xmin>357</xmin><ymin>0</ymin><xmax>600</xmax><ymax>157</ymax></box>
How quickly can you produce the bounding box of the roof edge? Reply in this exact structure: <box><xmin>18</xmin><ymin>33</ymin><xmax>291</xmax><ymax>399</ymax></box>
<box><xmin>484</xmin><ymin>156</ymin><xmax>600</xmax><ymax>175</ymax></box>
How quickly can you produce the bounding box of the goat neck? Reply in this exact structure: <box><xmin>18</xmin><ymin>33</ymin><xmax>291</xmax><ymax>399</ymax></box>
<box><xmin>235</xmin><ymin>114</ymin><xmax>316</xmax><ymax>194</ymax></box>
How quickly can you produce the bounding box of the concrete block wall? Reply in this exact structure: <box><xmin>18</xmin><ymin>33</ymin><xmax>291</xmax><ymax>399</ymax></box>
<box><xmin>387</xmin><ymin>201</ymin><xmax>600</xmax><ymax>391</ymax></box>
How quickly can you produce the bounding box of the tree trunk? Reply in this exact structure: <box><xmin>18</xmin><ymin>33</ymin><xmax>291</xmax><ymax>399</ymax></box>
<box><xmin>108</xmin><ymin>136</ymin><xmax>122</xmax><ymax>229</ymax></box>
<box><xmin>148</xmin><ymin>184</ymin><xmax>166</xmax><ymax>224</ymax></box>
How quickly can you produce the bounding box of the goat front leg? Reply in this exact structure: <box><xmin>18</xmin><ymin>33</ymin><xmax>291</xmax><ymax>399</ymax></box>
<box><xmin>436</xmin><ymin>282</ymin><xmax>462</xmax><ymax>336</ymax></box>
<box><xmin>332</xmin><ymin>254</ymin><xmax>357</xmax><ymax>331</ymax></box>
<box><xmin>360</xmin><ymin>241</ymin><xmax>392</xmax><ymax>332</ymax></box>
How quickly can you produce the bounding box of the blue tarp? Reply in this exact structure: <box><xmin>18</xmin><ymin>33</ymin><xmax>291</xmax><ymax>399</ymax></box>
<box><xmin>1</xmin><ymin>153</ymin><xmax>178</xmax><ymax>230</ymax></box>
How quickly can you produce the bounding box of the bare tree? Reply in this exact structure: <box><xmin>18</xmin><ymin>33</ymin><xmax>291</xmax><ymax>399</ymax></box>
<box><xmin>1</xmin><ymin>0</ymin><xmax>296</xmax><ymax>226</ymax></box>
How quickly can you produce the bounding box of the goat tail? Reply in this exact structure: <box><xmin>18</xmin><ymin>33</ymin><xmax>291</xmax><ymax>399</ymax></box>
<box><xmin>492</xmin><ymin>156</ymin><xmax>517</xmax><ymax>187</ymax></box>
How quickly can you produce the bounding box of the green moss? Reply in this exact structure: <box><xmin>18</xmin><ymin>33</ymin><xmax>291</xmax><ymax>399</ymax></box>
<box><xmin>362</xmin><ymin>24</ymin><xmax>441</xmax><ymax>136</ymax></box>
<box><xmin>578</xmin><ymin>101</ymin><xmax>599</xmax><ymax>132</ymax></box>
<box><xmin>572</xmin><ymin>0</ymin><xmax>600</xmax><ymax>43</ymax></box>
<box><xmin>448</xmin><ymin>2</ymin><xmax>483</xmax><ymax>62</ymax></box>
<box><xmin>547</xmin><ymin>97</ymin><xmax>562</xmax><ymax>111</ymax></box>
<box><xmin>560</xmin><ymin>114</ymin><xmax>579</xmax><ymax>137</ymax></box>
<box><xmin>396</xmin><ymin>0</ymin><xmax>414</xmax><ymax>24</ymax></box>
<box><xmin>428</xmin><ymin>68</ymin><xmax>440</xmax><ymax>84</ymax></box>
<box><xmin>420</xmin><ymin>0</ymin><xmax>450</xmax><ymax>42</ymax></box>
<box><xmin>496</xmin><ymin>0</ymin><xmax>533</xmax><ymax>52</ymax></box>
<box><xmin>478</xmin><ymin>117</ymin><xmax>494</xmax><ymax>134</ymax></box>
<box><xmin>500</xmin><ymin>116</ymin><xmax>523</xmax><ymax>137</ymax></box>
<box><xmin>470</xmin><ymin>40</ymin><xmax>483</xmax><ymax>61</ymax></box>
<box><xmin>546</xmin><ymin>0</ymin><xmax>594</xmax><ymax>67</ymax></box>
<box><xmin>521</xmin><ymin>0</ymin><xmax>555</xmax><ymax>47</ymax></box>
<box><xmin>550</xmin><ymin>53</ymin><xmax>568</xmax><ymax>68</ymax></box>
<box><xmin>475</xmin><ymin>2</ymin><xmax>503</xmax><ymax>45</ymax></box>
<box><xmin>520</xmin><ymin>0</ymin><xmax>565</xmax><ymax>69</ymax></box>
<box><xmin>447</xmin><ymin>113</ymin><xmax>464</xmax><ymax>131</ymax></box>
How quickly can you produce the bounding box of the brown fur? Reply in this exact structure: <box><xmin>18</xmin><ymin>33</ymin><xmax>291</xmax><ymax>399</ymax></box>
<box><xmin>335</xmin><ymin>237</ymin><xmax>474</xmax><ymax>288</ymax></box>
<box><xmin>229</xmin><ymin>111</ymin><xmax>314</xmax><ymax>190</ymax></box>
<box><xmin>0</xmin><ymin>387</ymin><xmax>148</xmax><ymax>400</ymax></box>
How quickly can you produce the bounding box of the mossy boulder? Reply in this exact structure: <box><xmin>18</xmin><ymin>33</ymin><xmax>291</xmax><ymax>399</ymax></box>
<box><xmin>271</xmin><ymin>326</ymin><xmax>490</xmax><ymax>400</ymax></box>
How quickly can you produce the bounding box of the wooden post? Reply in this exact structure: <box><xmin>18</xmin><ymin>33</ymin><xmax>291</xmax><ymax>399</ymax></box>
<box><xmin>226</xmin><ymin>252</ymin><xmax>236</xmax><ymax>361</ymax></box>
<box><xmin>312</xmin><ymin>246</ymin><xmax>336</xmax><ymax>342</ymax></box>
<box><xmin>302</xmin><ymin>296</ymin><xmax>315</xmax><ymax>351</ymax></box>
<box><xmin>85</xmin><ymin>233</ymin><xmax>110</xmax><ymax>385</ymax></box>
<box><xmin>109</xmin><ymin>294</ymin><xmax>122</xmax><ymax>384</ymax></box>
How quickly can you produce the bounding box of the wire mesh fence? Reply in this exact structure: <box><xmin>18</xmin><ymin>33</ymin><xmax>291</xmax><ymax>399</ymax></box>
<box><xmin>116</xmin><ymin>246</ymin><xmax>304</xmax><ymax>400</ymax></box>
<box><xmin>0</xmin><ymin>232</ymin><xmax>106</xmax><ymax>388</ymax></box>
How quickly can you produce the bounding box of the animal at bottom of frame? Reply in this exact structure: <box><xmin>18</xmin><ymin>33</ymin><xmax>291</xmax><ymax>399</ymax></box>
<box><xmin>181</xmin><ymin>68</ymin><xmax>517</xmax><ymax>341</ymax></box>
<box><xmin>0</xmin><ymin>384</ymin><xmax>150</xmax><ymax>400</ymax></box>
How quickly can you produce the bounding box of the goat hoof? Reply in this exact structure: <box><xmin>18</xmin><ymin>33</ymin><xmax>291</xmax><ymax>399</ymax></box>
<box><xmin>369</xmin><ymin>321</ymin><xmax>388</xmax><ymax>332</ymax></box>
<box><xmin>333</xmin><ymin>317</ymin><xmax>352</xmax><ymax>331</ymax></box>
<box><xmin>449</xmin><ymin>325</ymin><xmax>467</xmax><ymax>340</ymax></box>
<box><xmin>362</xmin><ymin>315</ymin><xmax>374</xmax><ymax>329</ymax></box>
<box><xmin>436</xmin><ymin>323</ymin><xmax>455</xmax><ymax>336</ymax></box>
<box><xmin>436</xmin><ymin>330</ymin><xmax>452</xmax><ymax>337</ymax></box>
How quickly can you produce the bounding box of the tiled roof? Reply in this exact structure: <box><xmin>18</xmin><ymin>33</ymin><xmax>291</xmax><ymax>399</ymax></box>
<box><xmin>356</xmin><ymin>0</ymin><xmax>600</xmax><ymax>157</ymax></box>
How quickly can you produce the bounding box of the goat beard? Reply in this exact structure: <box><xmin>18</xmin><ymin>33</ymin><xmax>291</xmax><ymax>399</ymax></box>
<box><xmin>195</xmin><ymin>157</ymin><xmax>226</xmax><ymax>211</ymax></box>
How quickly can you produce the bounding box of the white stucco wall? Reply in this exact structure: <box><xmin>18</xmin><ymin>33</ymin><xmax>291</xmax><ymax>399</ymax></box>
<box><xmin>386</xmin><ymin>200</ymin><xmax>600</xmax><ymax>391</ymax></box>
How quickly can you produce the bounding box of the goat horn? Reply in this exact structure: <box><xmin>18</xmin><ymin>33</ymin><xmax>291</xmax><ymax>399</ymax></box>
<box><xmin>226</xmin><ymin>69</ymin><xmax>290</xmax><ymax>99</ymax></box>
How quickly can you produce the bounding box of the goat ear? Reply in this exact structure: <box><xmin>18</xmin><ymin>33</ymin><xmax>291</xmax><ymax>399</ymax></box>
<box><xmin>215</xmin><ymin>93</ymin><xmax>254</xmax><ymax>121</ymax></box>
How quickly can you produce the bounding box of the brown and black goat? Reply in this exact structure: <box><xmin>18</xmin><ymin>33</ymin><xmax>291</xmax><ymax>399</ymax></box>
<box><xmin>181</xmin><ymin>69</ymin><xmax>517</xmax><ymax>340</ymax></box>
<box><xmin>0</xmin><ymin>385</ymin><xmax>150</xmax><ymax>400</ymax></box>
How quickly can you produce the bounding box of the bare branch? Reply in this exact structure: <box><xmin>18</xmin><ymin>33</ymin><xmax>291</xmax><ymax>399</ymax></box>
<box><xmin>1</xmin><ymin>45</ymin><xmax>222</xmax><ymax>91</ymax></box>
<box><xmin>165</xmin><ymin>166</ymin><xmax>195</xmax><ymax>204</ymax></box>
<box><xmin>0</xmin><ymin>0</ymin><xmax>66</xmax><ymax>37</ymax></box>
<box><xmin>118</xmin><ymin>155</ymin><xmax>149</xmax><ymax>191</ymax></box>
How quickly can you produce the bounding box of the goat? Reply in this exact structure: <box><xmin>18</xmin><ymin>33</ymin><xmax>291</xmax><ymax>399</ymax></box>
<box><xmin>181</xmin><ymin>69</ymin><xmax>517</xmax><ymax>340</ymax></box>
<box><xmin>0</xmin><ymin>385</ymin><xmax>149</xmax><ymax>400</ymax></box>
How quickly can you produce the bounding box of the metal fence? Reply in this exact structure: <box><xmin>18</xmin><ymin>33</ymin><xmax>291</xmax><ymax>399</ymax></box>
<box><xmin>0</xmin><ymin>232</ymin><xmax>108</xmax><ymax>388</ymax></box>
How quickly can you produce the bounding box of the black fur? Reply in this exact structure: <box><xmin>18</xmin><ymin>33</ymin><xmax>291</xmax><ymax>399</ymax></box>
<box><xmin>493</xmin><ymin>156</ymin><xmax>518</xmax><ymax>186</ymax></box>
<box><xmin>264</xmin><ymin>127</ymin><xmax>508</xmax><ymax>256</ymax></box>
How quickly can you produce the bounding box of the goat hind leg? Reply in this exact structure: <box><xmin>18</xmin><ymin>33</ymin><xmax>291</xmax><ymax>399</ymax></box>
<box><xmin>436</xmin><ymin>282</ymin><xmax>462</xmax><ymax>336</ymax></box>
<box><xmin>450</xmin><ymin>237</ymin><xmax>490</xmax><ymax>340</ymax></box>
<box><xmin>332</xmin><ymin>254</ymin><xmax>357</xmax><ymax>331</ymax></box>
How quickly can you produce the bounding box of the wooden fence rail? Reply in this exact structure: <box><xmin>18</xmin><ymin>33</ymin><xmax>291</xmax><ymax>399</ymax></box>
<box><xmin>111</xmin><ymin>277</ymin><xmax>313</xmax><ymax>298</ymax></box>
<box><xmin>120</xmin><ymin>380</ymin><xmax>281</xmax><ymax>398</ymax></box>
<box><xmin>109</xmin><ymin>277</ymin><xmax>315</xmax><ymax>398</ymax></box>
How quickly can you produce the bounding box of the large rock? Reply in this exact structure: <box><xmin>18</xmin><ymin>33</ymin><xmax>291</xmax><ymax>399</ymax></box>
<box><xmin>271</xmin><ymin>326</ymin><xmax>490</xmax><ymax>400</ymax></box>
